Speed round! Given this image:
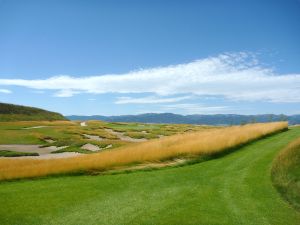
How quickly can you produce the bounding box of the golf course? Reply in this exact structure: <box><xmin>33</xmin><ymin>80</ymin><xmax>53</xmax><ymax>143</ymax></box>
<box><xmin>1</xmin><ymin>1</ymin><xmax>300</xmax><ymax>224</ymax></box>
<box><xmin>0</xmin><ymin>125</ymin><xmax>299</xmax><ymax>225</ymax></box>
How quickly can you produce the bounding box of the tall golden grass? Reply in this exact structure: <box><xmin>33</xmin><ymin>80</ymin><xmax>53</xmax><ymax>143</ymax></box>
<box><xmin>0</xmin><ymin>122</ymin><xmax>287</xmax><ymax>181</ymax></box>
<box><xmin>271</xmin><ymin>136</ymin><xmax>300</xmax><ymax>210</ymax></box>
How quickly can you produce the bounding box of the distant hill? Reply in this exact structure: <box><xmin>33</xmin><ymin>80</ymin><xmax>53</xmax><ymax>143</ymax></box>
<box><xmin>67</xmin><ymin>113</ymin><xmax>300</xmax><ymax>125</ymax></box>
<box><xmin>0</xmin><ymin>103</ymin><xmax>67</xmax><ymax>121</ymax></box>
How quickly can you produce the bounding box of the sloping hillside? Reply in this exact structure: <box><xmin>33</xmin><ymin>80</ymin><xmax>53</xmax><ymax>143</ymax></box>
<box><xmin>0</xmin><ymin>103</ymin><xmax>67</xmax><ymax>121</ymax></box>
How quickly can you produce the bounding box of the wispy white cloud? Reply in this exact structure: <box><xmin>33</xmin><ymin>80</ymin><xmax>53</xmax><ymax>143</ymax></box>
<box><xmin>162</xmin><ymin>103</ymin><xmax>229</xmax><ymax>114</ymax></box>
<box><xmin>115</xmin><ymin>95</ymin><xmax>192</xmax><ymax>104</ymax></box>
<box><xmin>53</xmin><ymin>89</ymin><xmax>79</xmax><ymax>97</ymax></box>
<box><xmin>32</xmin><ymin>90</ymin><xmax>45</xmax><ymax>94</ymax></box>
<box><xmin>0</xmin><ymin>89</ymin><xmax>12</xmax><ymax>94</ymax></box>
<box><xmin>0</xmin><ymin>52</ymin><xmax>299</xmax><ymax>102</ymax></box>
<box><xmin>88</xmin><ymin>98</ymin><xmax>96</xmax><ymax>101</ymax></box>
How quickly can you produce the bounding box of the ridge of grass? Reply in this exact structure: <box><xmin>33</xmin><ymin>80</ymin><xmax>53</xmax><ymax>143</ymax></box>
<box><xmin>95</xmin><ymin>128</ymin><xmax>290</xmax><ymax>177</ymax></box>
<box><xmin>271</xmin><ymin>136</ymin><xmax>300</xmax><ymax>210</ymax></box>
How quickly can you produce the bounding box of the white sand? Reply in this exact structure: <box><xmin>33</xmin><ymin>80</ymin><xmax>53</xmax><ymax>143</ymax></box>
<box><xmin>11</xmin><ymin>152</ymin><xmax>82</xmax><ymax>159</ymax></box>
<box><xmin>0</xmin><ymin>145</ymin><xmax>72</xmax><ymax>158</ymax></box>
<box><xmin>104</xmin><ymin>129</ymin><xmax>147</xmax><ymax>142</ymax></box>
<box><xmin>83</xmin><ymin>134</ymin><xmax>103</xmax><ymax>141</ymax></box>
<box><xmin>22</xmin><ymin>126</ymin><xmax>48</xmax><ymax>129</ymax></box>
<box><xmin>44</xmin><ymin>139</ymin><xmax>56</xmax><ymax>143</ymax></box>
<box><xmin>81</xmin><ymin>143</ymin><xmax>100</xmax><ymax>151</ymax></box>
<box><xmin>80</xmin><ymin>122</ymin><xmax>87</xmax><ymax>126</ymax></box>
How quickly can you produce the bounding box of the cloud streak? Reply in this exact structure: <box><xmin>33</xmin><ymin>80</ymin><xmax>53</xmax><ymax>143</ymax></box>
<box><xmin>162</xmin><ymin>103</ymin><xmax>229</xmax><ymax>114</ymax></box>
<box><xmin>115</xmin><ymin>95</ymin><xmax>192</xmax><ymax>104</ymax></box>
<box><xmin>0</xmin><ymin>52</ymin><xmax>299</xmax><ymax>103</ymax></box>
<box><xmin>0</xmin><ymin>89</ymin><xmax>12</xmax><ymax>94</ymax></box>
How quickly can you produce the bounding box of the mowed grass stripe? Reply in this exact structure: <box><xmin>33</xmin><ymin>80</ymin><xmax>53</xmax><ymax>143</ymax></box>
<box><xmin>0</xmin><ymin>128</ymin><xmax>300</xmax><ymax>224</ymax></box>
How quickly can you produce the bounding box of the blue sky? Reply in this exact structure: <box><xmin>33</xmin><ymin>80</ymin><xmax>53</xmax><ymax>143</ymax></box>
<box><xmin>0</xmin><ymin>0</ymin><xmax>300</xmax><ymax>115</ymax></box>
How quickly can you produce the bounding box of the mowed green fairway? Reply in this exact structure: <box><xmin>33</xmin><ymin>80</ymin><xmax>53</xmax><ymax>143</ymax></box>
<box><xmin>1</xmin><ymin>128</ymin><xmax>300</xmax><ymax>225</ymax></box>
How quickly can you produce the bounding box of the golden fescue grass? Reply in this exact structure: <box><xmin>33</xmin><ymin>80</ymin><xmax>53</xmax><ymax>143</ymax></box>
<box><xmin>271</xmin><ymin>136</ymin><xmax>300</xmax><ymax>210</ymax></box>
<box><xmin>0</xmin><ymin>122</ymin><xmax>287</xmax><ymax>181</ymax></box>
<box><xmin>272</xmin><ymin>137</ymin><xmax>300</xmax><ymax>177</ymax></box>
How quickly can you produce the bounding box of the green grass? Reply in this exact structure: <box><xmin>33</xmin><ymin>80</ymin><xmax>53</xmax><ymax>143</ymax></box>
<box><xmin>1</xmin><ymin>128</ymin><xmax>300</xmax><ymax>224</ymax></box>
<box><xmin>271</xmin><ymin>136</ymin><xmax>300</xmax><ymax>210</ymax></box>
<box><xmin>104</xmin><ymin>122</ymin><xmax>164</xmax><ymax>131</ymax></box>
<box><xmin>50</xmin><ymin>146</ymin><xmax>93</xmax><ymax>154</ymax></box>
<box><xmin>104</xmin><ymin>122</ymin><xmax>211</xmax><ymax>136</ymax></box>
<box><xmin>0</xmin><ymin>102</ymin><xmax>67</xmax><ymax>121</ymax></box>
<box><xmin>124</xmin><ymin>131</ymin><xmax>158</xmax><ymax>139</ymax></box>
<box><xmin>0</xmin><ymin>150</ymin><xmax>39</xmax><ymax>157</ymax></box>
<box><xmin>0</xmin><ymin>121</ymin><xmax>78</xmax><ymax>145</ymax></box>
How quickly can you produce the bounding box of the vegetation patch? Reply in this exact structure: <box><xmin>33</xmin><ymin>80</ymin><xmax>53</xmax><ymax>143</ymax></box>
<box><xmin>271</xmin><ymin>137</ymin><xmax>300</xmax><ymax>210</ymax></box>
<box><xmin>0</xmin><ymin>150</ymin><xmax>39</xmax><ymax>157</ymax></box>
<box><xmin>124</xmin><ymin>131</ymin><xmax>158</xmax><ymax>139</ymax></box>
<box><xmin>51</xmin><ymin>146</ymin><xmax>92</xmax><ymax>154</ymax></box>
<box><xmin>0</xmin><ymin>103</ymin><xmax>67</xmax><ymax>121</ymax></box>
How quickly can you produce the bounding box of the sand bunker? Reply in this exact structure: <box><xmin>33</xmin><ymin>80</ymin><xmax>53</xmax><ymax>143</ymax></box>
<box><xmin>12</xmin><ymin>152</ymin><xmax>82</xmax><ymax>159</ymax></box>
<box><xmin>0</xmin><ymin>145</ymin><xmax>54</xmax><ymax>154</ymax></box>
<box><xmin>44</xmin><ymin>138</ymin><xmax>56</xmax><ymax>143</ymax></box>
<box><xmin>80</xmin><ymin>122</ymin><xmax>87</xmax><ymax>127</ymax></box>
<box><xmin>81</xmin><ymin>143</ymin><xmax>113</xmax><ymax>152</ymax></box>
<box><xmin>22</xmin><ymin>126</ymin><xmax>48</xmax><ymax>129</ymax></box>
<box><xmin>104</xmin><ymin>144</ymin><xmax>113</xmax><ymax>149</ymax></box>
<box><xmin>83</xmin><ymin>134</ymin><xmax>103</xmax><ymax>141</ymax></box>
<box><xmin>81</xmin><ymin>143</ymin><xmax>100</xmax><ymax>151</ymax></box>
<box><xmin>46</xmin><ymin>146</ymin><xmax>68</xmax><ymax>151</ymax></box>
<box><xmin>105</xmin><ymin>129</ymin><xmax>147</xmax><ymax>142</ymax></box>
<box><xmin>0</xmin><ymin>145</ymin><xmax>74</xmax><ymax>159</ymax></box>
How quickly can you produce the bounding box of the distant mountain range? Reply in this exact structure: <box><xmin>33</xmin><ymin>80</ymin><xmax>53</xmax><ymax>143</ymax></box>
<box><xmin>67</xmin><ymin>113</ymin><xmax>300</xmax><ymax>125</ymax></box>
